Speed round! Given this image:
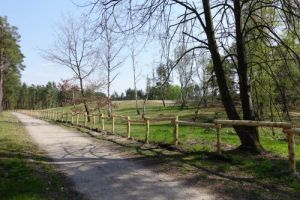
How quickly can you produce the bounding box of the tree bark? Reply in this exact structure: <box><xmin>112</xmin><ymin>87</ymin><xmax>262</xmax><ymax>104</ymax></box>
<box><xmin>135</xmin><ymin>90</ymin><xmax>140</xmax><ymax>115</ymax></box>
<box><xmin>202</xmin><ymin>0</ymin><xmax>263</xmax><ymax>152</ymax></box>
<box><xmin>0</xmin><ymin>69</ymin><xmax>3</xmax><ymax>113</ymax></box>
<box><xmin>107</xmin><ymin>69</ymin><xmax>112</xmax><ymax>117</ymax></box>
<box><xmin>79</xmin><ymin>77</ymin><xmax>90</xmax><ymax>122</ymax></box>
<box><xmin>233</xmin><ymin>1</ymin><xmax>262</xmax><ymax>151</ymax></box>
<box><xmin>132</xmin><ymin>53</ymin><xmax>140</xmax><ymax>115</ymax></box>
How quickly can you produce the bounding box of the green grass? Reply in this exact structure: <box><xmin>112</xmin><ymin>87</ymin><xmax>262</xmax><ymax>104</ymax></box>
<box><xmin>0</xmin><ymin>112</ymin><xmax>80</xmax><ymax>200</ymax></box>
<box><xmin>62</xmin><ymin>123</ymin><xmax>300</xmax><ymax>199</ymax></box>
<box><xmin>42</xmin><ymin>101</ymin><xmax>300</xmax><ymax>199</ymax></box>
<box><xmin>49</xmin><ymin>101</ymin><xmax>300</xmax><ymax>159</ymax></box>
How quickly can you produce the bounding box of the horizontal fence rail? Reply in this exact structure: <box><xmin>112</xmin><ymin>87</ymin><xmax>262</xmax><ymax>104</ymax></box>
<box><xmin>214</xmin><ymin>119</ymin><xmax>293</xmax><ymax>128</ymax></box>
<box><xmin>17</xmin><ymin>109</ymin><xmax>300</xmax><ymax>174</ymax></box>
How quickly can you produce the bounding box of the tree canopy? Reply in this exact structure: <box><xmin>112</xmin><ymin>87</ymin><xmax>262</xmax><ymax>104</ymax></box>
<box><xmin>0</xmin><ymin>16</ymin><xmax>24</xmax><ymax>112</ymax></box>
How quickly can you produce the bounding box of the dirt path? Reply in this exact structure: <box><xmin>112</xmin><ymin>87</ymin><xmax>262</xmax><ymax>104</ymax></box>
<box><xmin>13</xmin><ymin>112</ymin><xmax>216</xmax><ymax>200</ymax></box>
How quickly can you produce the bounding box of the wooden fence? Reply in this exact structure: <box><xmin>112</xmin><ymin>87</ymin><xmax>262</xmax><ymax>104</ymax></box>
<box><xmin>17</xmin><ymin>109</ymin><xmax>299</xmax><ymax>174</ymax></box>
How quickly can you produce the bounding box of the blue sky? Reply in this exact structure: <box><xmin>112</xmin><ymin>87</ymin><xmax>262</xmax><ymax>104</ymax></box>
<box><xmin>0</xmin><ymin>0</ymin><xmax>158</xmax><ymax>94</ymax></box>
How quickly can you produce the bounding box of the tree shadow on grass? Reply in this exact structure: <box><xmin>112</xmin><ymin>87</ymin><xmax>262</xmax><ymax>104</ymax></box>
<box><xmin>30</xmin><ymin>119</ymin><xmax>300</xmax><ymax>200</ymax></box>
<box><xmin>98</xmin><ymin>135</ymin><xmax>300</xmax><ymax>200</ymax></box>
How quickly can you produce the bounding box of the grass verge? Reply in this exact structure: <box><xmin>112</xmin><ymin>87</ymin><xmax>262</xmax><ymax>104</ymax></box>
<box><xmin>0</xmin><ymin>112</ymin><xmax>83</xmax><ymax>200</ymax></box>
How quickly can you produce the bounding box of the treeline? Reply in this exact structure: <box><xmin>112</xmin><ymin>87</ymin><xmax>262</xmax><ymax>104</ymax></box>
<box><xmin>113</xmin><ymin>85</ymin><xmax>204</xmax><ymax>102</ymax></box>
<box><xmin>14</xmin><ymin>80</ymin><xmax>106</xmax><ymax>110</ymax></box>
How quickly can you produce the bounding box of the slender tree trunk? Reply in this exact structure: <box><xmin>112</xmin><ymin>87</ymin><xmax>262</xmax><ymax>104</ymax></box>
<box><xmin>202</xmin><ymin>0</ymin><xmax>263</xmax><ymax>152</ymax></box>
<box><xmin>202</xmin><ymin>71</ymin><xmax>208</xmax><ymax>108</ymax></box>
<box><xmin>135</xmin><ymin>89</ymin><xmax>140</xmax><ymax>115</ymax></box>
<box><xmin>0</xmin><ymin>69</ymin><xmax>3</xmax><ymax>113</ymax></box>
<box><xmin>142</xmin><ymin>83</ymin><xmax>150</xmax><ymax>118</ymax></box>
<box><xmin>280</xmin><ymin>86</ymin><xmax>291</xmax><ymax>121</ymax></box>
<box><xmin>79</xmin><ymin>77</ymin><xmax>90</xmax><ymax>122</ymax></box>
<box><xmin>180</xmin><ymin>85</ymin><xmax>186</xmax><ymax>109</ymax></box>
<box><xmin>72</xmin><ymin>88</ymin><xmax>76</xmax><ymax>109</ymax></box>
<box><xmin>161</xmin><ymin>89</ymin><xmax>166</xmax><ymax>107</ymax></box>
<box><xmin>132</xmin><ymin>54</ymin><xmax>140</xmax><ymax>115</ymax></box>
<box><xmin>107</xmin><ymin>70</ymin><xmax>112</xmax><ymax>117</ymax></box>
<box><xmin>269</xmin><ymin>80</ymin><xmax>275</xmax><ymax>136</ymax></box>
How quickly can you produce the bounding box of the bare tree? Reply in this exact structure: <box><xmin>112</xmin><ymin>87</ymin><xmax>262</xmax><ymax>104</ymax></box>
<box><xmin>130</xmin><ymin>46</ymin><xmax>142</xmax><ymax>115</ymax></box>
<box><xmin>84</xmin><ymin>0</ymin><xmax>300</xmax><ymax>152</ymax></box>
<box><xmin>194</xmin><ymin>55</ymin><xmax>210</xmax><ymax>119</ymax></box>
<box><xmin>175</xmin><ymin>45</ymin><xmax>194</xmax><ymax>108</ymax></box>
<box><xmin>99</xmin><ymin>26</ymin><xmax>124</xmax><ymax>117</ymax></box>
<box><xmin>42</xmin><ymin>15</ymin><xmax>97</xmax><ymax>121</ymax></box>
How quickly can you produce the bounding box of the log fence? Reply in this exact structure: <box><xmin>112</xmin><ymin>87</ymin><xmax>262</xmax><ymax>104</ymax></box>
<box><xmin>17</xmin><ymin>109</ymin><xmax>299</xmax><ymax>174</ymax></box>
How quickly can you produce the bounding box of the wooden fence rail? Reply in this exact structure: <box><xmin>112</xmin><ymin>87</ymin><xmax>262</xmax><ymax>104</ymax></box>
<box><xmin>17</xmin><ymin>109</ymin><xmax>299</xmax><ymax>174</ymax></box>
<box><xmin>214</xmin><ymin>119</ymin><xmax>293</xmax><ymax>128</ymax></box>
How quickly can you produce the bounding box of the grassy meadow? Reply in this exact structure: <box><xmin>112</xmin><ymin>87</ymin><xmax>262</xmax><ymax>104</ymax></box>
<box><xmin>47</xmin><ymin>100</ymin><xmax>300</xmax><ymax>161</ymax></box>
<box><xmin>27</xmin><ymin>101</ymin><xmax>300</xmax><ymax>198</ymax></box>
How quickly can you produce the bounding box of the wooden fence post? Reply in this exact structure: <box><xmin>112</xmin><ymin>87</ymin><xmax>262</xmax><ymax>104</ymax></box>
<box><xmin>145</xmin><ymin>119</ymin><xmax>150</xmax><ymax>144</ymax></box>
<box><xmin>127</xmin><ymin>116</ymin><xmax>131</xmax><ymax>138</ymax></box>
<box><xmin>112</xmin><ymin>116</ymin><xmax>115</xmax><ymax>134</ymax></box>
<box><xmin>101</xmin><ymin>113</ymin><xmax>105</xmax><ymax>132</ymax></box>
<box><xmin>71</xmin><ymin>113</ymin><xmax>74</xmax><ymax>124</ymax></box>
<box><xmin>66</xmin><ymin>112</ymin><xmax>68</xmax><ymax>122</ymax></box>
<box><xmin>76</xmin><ymin>113</ymin><xmax>79</xmax><ymax>125</ymax></box>
<box><xmin>287</xmin><ymin>131</ymin><xmax>296</xmax><ymax>174</ymax></box>
<box><xmin>216</xmin><ymin>124</ymin><xmax>222</xmax><ymax>155</ymax></box>
<box><xmin>84</xmin><ymin>113</ymin><xmax>88</xmax><ymax>127</ymax></box>
<box><xmin>173</xmin><ymin>116</ymin><xmax>179</xmax><ymax>146</ymax></box>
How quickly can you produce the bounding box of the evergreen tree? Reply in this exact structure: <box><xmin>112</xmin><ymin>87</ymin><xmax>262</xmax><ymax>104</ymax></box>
<box><xmin>0</xmin><ymin>16</ymin><xmax>24</xmax><ymax>112</ymax></box>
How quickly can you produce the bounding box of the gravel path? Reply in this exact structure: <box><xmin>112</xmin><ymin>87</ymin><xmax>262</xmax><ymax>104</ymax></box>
<box><xmin>13</xmin><ymin>112</ymin><xmax>216</xmax><ymax>200</ymax></box>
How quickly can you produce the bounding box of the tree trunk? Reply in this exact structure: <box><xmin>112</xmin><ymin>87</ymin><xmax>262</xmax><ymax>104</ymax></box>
<box><xmin>79</xmin><ymin>77</ymin><xmax>90</xmax><ymax>122</ymax></box>
<box><xmin>161</xmin><ymin>93</ymin><xmax>166</xmax><ymax>107</ymax></box>
<box><xmin>142</xmin><ymin>84</ymin><xmax>150</xmax><ymax>118</ymax></box>
<box><xmin>132</xmin><ymin>50</ymin><xmax>140</xmax><ymax>115</ymax></box>
<box><xmin>202</xmin><ymin>0</ymin><xmax>263</xmax><ymax>152</ymax></box>
<box><xmin>280</xmin><ymin>86</ymin><xmax>291</xmax><ymax>121</ymax></box>
<box><xmin>107</xmin><ymin>69</ymin><xmax>112</xmax><ymax>117</ymax></box>
<box><xmin>135</xmin><ymin>92</ymin><xmax>140</xmax><ymax>115</ymax></box>
<box><xmin>269</xmin><ymin>80</ymin><xmax>276</xmax><ymax>136</ymax></box>
<box><xmin>133</xmin><ymin>72</ymin><xmax>140</xmax><ymax>115</ymax></box>
<box><xmin>0</xmin><ymin>69</ymin><xmax>3</xmax><ymax>113</ymax></box>
<box><xmin>180</xmin><ymin>86</ymin><xmax>186</xmax><ymax>109</ymax></box>
<box><xmin>107</xmin><ymin>85</ymin><xmax>112</xmax><ymax>117</ymax></box>
<box><xmin>233</xmin><ymin>1</ymin><xmax>262</xmax><ymax>151</ymax></box>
